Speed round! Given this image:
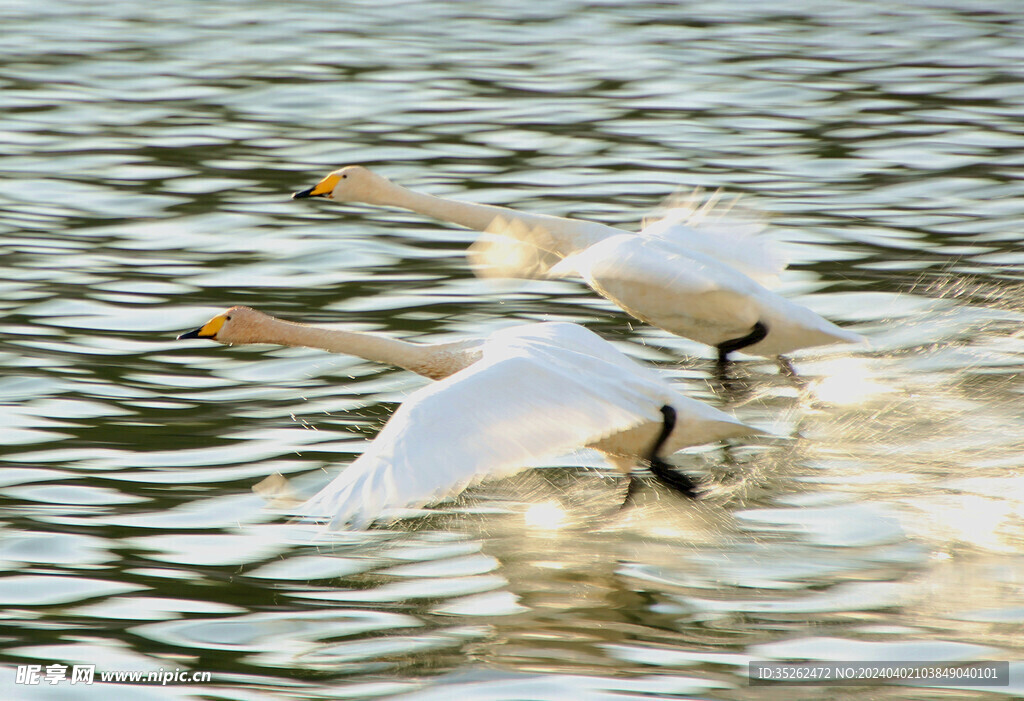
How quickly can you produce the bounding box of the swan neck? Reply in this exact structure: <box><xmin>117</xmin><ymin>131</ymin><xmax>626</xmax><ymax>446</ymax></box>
<box><xmin>375</xmin><ymin>181</ymin><xmax>610</xmax><ymax>255</ymax></box>
<box><xmin>259</xmin><ymin>318</ymin><xmax>455</xmax><ymax>378</ymax></box>
<box><xmin>383</xmin><ymin>184</ymin><xmax>511</xmax><ymax>232</ymax></box>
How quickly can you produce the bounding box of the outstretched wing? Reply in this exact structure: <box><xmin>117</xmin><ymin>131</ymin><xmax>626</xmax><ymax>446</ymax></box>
<box><xmin>640</xmin><ymin>191</ymin><xmax>790</xmax><ymax>288</ymax></box>
<box><xmin>296</xmin><ymin>323</ymin><xmax>678</xmax><ymax>529</ymax></box>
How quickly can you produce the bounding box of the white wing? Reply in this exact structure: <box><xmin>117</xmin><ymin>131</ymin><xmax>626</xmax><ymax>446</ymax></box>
<box><xmin>466</xmin><ymin>193</ymin><xmax>789</xmax><ymax>290</ymax></box>
<box><xmin>640</xmin><ymin>191</ymin><xmax>790</xmax><ymax>288</ymax></box>
<box><xmin>296</xmin><ymin>323</ymin><xmax>702</xmax><ymax>529</ymax></box>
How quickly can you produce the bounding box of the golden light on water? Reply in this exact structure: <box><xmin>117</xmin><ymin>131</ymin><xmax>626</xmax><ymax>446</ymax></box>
<box><xmin>910</xmin><ymin>493</ymin><xmax>1024</xmax><ymax>553</ymax></box>
<box><xmin>809</xmin><ymin>357</ymin><xmax>892</xmax><ymax>406</ymax></box>
<box><xmin>524</xmin><ymin>500</ymin><xmax>568</xmax><ymax>530</ymax></box>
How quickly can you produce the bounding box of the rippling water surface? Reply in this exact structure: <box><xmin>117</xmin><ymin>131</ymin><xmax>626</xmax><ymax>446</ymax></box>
<box><xmin>3</xmin><ymin>1</ymin><xmax>1024</xmax><ymax>698</ymax></box>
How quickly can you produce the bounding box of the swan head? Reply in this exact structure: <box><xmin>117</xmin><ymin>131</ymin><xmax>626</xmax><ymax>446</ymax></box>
<box><xmin>177</xmin><ymin>306</ymin><xmax>270</xmax><ymax>345</ymax></box>
<box><xmin>292</xmin><ymin>166</ymin><xmax>393</xmax><ymax>204</ymax></box>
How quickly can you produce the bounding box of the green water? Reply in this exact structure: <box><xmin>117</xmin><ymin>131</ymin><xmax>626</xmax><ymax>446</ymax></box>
<box><xmin>2</xmin><ymin>1</ymin><xmax>1024</xmax><ymax>698</ymax></box>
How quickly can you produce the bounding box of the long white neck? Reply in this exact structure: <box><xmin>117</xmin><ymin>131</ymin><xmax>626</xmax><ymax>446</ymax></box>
<box><xmin>367</xmin><ymin>179</ymin><xmax>618</xmax><ymax>256</ymax></box>
<box><xmin>249</xmin><ymin>317</ymin><xmax>478</xmax><ymax>380</ymax></box>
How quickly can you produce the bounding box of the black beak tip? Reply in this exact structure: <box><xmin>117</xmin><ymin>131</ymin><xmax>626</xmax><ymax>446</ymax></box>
<box><xmin>292</xmin><ymin>186</ymin><xmax>317</xmax><ymax>200</ymax></box>
<box><xmin>177</xmin><ymin>328</ymin><xmax>203</xmax><ymax>340</ymax></box>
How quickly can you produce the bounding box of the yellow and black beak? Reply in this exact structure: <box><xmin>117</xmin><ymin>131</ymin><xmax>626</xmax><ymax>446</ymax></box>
<box><xmin>176</xmin><ymin>327</ymin><xmax>208</xmax><ymax>340</ymax></box>
<box><xmin>291</xmin><ymin>185</ymin><xmax>321</xmax><ymax>200</ymax></box>
<box><xmin>292</xmin><ymin>173</ymin><xmax>339</xmax><ymax>200</ymax></box>
<box><xmin>177</xmin><ymin>314</ymin><xmax>226</xmax><ymax>340</ymax></box>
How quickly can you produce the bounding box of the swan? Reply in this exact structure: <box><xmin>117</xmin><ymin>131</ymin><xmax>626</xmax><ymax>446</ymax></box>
<box><xmin>178</xmin><ymin>306</ymin><xmax>765</xmax><ymax>528</ymax></box>
<box><xmin>293</xmin><ymin>166</ymin><xmax>864</xmax><ymax>363</ymax></box>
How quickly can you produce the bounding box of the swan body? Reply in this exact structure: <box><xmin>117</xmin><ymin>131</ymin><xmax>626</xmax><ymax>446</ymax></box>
<box><xmin>549</xmin><ymin>234</ymin><xmax>861</xmax><ymax>356</ymax></box>
<box><xmin>294</xmin><ymin>167</ymin><xmax>864</xmax><ymax>360</ymax></box>
<box><xmin>179</xmin><ymin>306</ymin><xmax>763</xmax><ymax>528</ymax></box>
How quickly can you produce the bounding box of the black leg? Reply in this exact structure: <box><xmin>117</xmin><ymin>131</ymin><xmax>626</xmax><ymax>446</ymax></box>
<box><xmin>777</xmin><ymin>355</ymin><xmax>797</xmax><ymax>377</ymax></box>
<box><xmin>648</xmin><ymin>456</ymin><xmax>702</xmax><ymax>498</ymax></box>
<box><xmin>716</xmin><ymin>321</ymin><xmax>768</xmax><ymax>363</ymax></box>
<box><xmin>620</xmin><ymin>475</ymin><xmax>643</xmax><ymax>509</ymax></box>
<box><xmin>646</xmin><ymin>405</ymin><xmax>704</xmax><ymax>499</ymax></box>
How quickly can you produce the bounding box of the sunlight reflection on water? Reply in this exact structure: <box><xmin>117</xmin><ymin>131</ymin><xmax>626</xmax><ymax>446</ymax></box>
<box><xmin>523</xmin><ymin>501</ymin><xmax>569</xmax><ymax>531</ymax></box>
<box><xmin>807</xmin><ymin>356</ymin><xmax>894</xmax><ymax>407</ymax></box>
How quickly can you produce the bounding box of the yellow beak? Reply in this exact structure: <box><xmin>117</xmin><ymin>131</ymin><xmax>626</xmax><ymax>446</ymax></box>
<box><xmin>292</xmin><ymin>173</ymin><xmax>339</xmax><ymax>199</ymax></box>
<box><xmin>177</xmin><ymin>314</ymin><xmax>227</xmax><ymax>340</ymax></box>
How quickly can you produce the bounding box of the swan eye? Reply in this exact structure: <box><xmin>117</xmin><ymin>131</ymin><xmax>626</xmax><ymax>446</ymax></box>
<box><xmin>341</xmin><ymin>174</ymin><xmax>347</xmax><ymax>179</ymax></box>
<box><xmin>225</xmin><ymin>315</ymin><xmax>232</xmax><ymax>321</ymax></box>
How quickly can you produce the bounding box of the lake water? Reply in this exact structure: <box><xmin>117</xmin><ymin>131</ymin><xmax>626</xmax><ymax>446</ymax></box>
<box><xmin>2</xmin><ymin>1</ymin><xmax>1024</xmax><ymax>698</ymax></box>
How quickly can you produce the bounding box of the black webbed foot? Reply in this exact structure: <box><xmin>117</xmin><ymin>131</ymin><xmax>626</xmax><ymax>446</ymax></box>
<box><xmin>645</xmin><ymin>405</ymin><xmax>705</xmax><ymax>499</ymax></box>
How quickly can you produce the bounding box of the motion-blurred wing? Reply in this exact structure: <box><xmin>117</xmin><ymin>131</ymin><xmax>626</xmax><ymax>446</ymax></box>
<box><xmin>467</xmin><ymin>216</ymin><xmax>563</xmax><ymax>279</ymax></box>
<box><xmin>640</xmin><ymin>191</ymin><xmax>790</xmax><ymax>288</ymax></box>
<box><xmin>297</xmin><ymin>323</ymin><xmax>676</xmax><ymax>529</ymax></box>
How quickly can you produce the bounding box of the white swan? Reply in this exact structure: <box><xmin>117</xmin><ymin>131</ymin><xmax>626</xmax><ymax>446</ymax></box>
<box><xmin>178</xmin><ymin>306</ymin><xmax>764</xmax><ymax>528</ymax></box>
<box><xmin>294</xmin><ymin>167</ymin><xmax>864</xmax><ymax>362</ymax></box>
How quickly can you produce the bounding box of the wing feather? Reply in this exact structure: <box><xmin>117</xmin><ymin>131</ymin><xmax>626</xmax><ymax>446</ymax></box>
<box><xmin>297</xmin><ymin>323</ymin><xmax>680</xmax><ymax>529</ymax></box>
<box><xmin>641</xmin><ymin>192</ymin><xmax>791</xmax><ymax>287</ymax></box>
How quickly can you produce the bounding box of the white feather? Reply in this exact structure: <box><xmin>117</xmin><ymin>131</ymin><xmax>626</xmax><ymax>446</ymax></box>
<box><xmin>298</xmin><ymin>167</ymin><xmax>863</xmax><ymax>358</ymax></box>
<box><xmin>552</xmin><ymin>236</ymin><xmax>861</xmax><ymax>356</ymax></box>
<box><xmin>639</xmin><ymin>190</ymin><xmax>790</xmax><ymax>288</ymax></box>
<box><xmin>295</xmin><ymin>322</ymin><xmax>758</xmax><ymax>529</ymax></box>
